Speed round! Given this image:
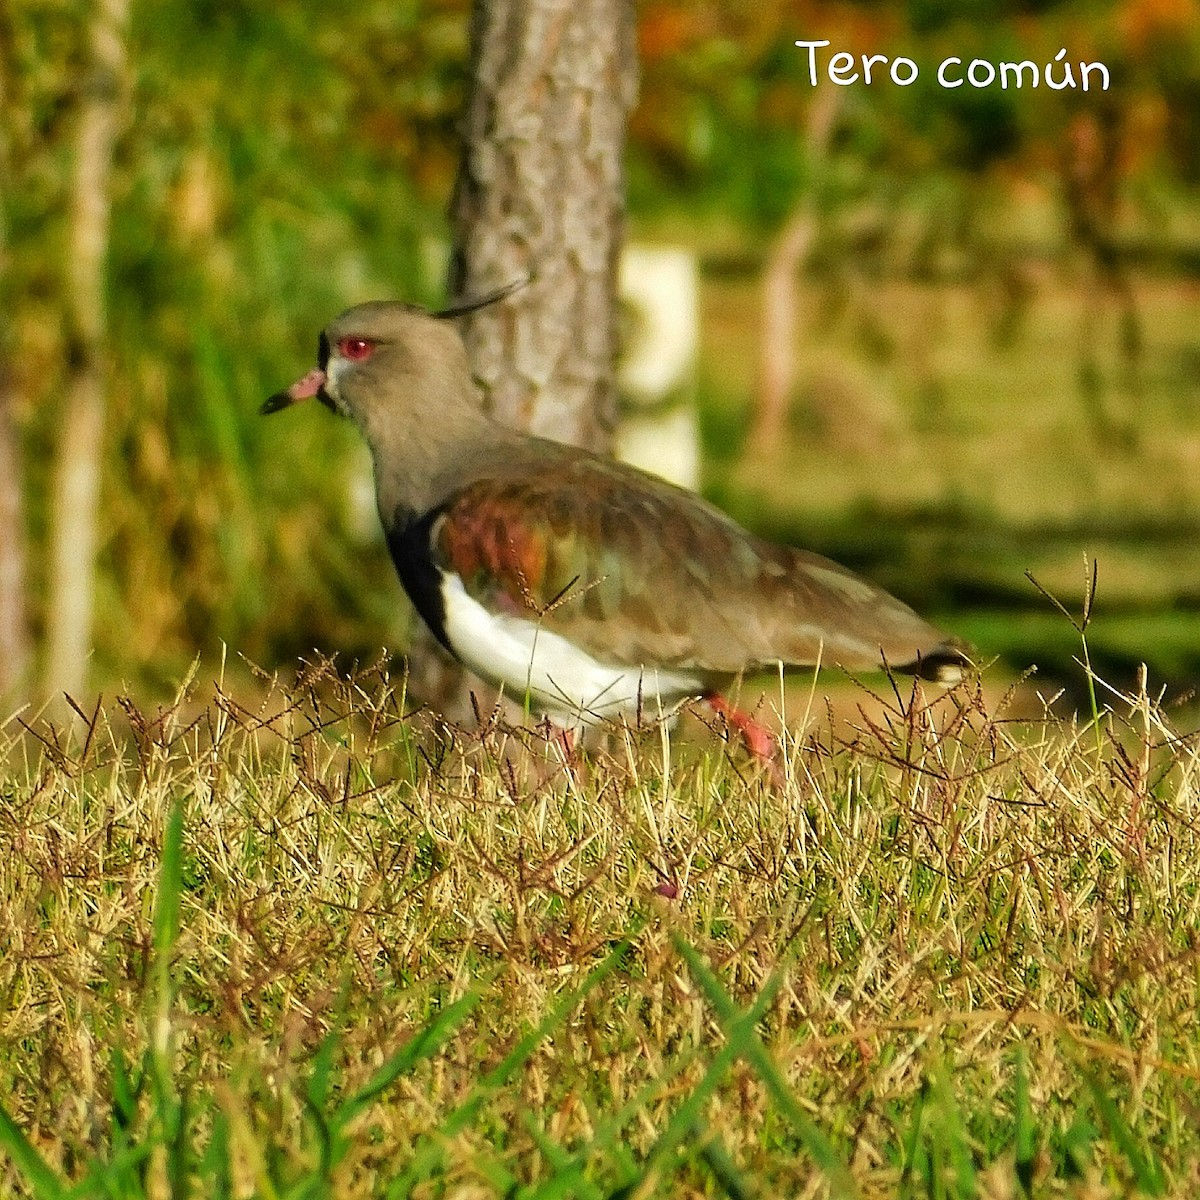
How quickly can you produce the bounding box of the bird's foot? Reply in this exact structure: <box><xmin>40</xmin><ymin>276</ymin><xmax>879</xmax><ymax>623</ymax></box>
<box><xmin>537</xmin><ymin>718</ymin><xmax>581</xmax><ymax>780</ymax></box>
<box><xmin>705</xmin><ymin>693</ymin><xmax>783</xmax><ymax>783</ymax></box>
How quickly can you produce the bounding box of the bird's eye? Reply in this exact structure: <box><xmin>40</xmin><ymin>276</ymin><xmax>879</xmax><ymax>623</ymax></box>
<box><xmin>336</xmin><ymin>337</ymin><xmax>375</xmax><ymax>361</ymax></box>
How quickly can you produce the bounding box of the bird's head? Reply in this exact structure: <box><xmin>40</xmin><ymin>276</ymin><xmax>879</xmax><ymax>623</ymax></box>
<box><xmin>262</xmin><ymin>301</ymin><xmax>464</xmax><ymax>435</ymax></box>
<box><xmin>263</xmin><ymin>281</ymin><xmax>527</xmax><ymax>439</ymax></box>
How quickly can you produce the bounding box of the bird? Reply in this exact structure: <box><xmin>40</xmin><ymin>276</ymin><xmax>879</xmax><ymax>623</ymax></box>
<box><xmin>264</xmin><ymin>293</ymin><xmax>972</xmax><ymax>761</ymax></box>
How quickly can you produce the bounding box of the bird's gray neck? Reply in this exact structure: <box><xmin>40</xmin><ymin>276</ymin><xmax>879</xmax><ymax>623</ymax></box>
<box><xmin>346</xmin><ymin>327</ymin><xmax>525</xmax><ymax>524</ymax></box>
<box><xmin>368</xmin><ymin>401</ymin><xmax>515</xmax><ymax>524</ymax></box>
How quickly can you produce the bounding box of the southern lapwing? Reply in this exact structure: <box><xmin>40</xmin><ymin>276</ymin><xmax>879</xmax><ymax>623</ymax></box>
<box><xmin>265</xmin><ymin>296</ymin><xmax>972</xmax><ymax>759</ymax></box>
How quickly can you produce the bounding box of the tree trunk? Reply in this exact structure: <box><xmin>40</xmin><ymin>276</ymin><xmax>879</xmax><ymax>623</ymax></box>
<box><xmin>749</xmin><ymin>87</ymin><xmax>840</xmax><ymax>454</ymax></box>
<box><xmin>0</xmin><ymin>390</ymin><xmax>27</xmax><ymax>704</ymax></box>
<box><xmin>0</xmin><ymin>47</ymin><xmax>29</xmax><ymax>704</ymax></box>
<box><xmin>44</xmin><ymin>0</ymin><xmax>130</xmax><ymax>707</ymax></box>
<box><xmin>449</xmin><ymin>0</ymin><xmax>637</xmax><ymax>450</ymax></box>
<box><xmin>406</xmin><ymin>0</ymin><xmax>638</xmax><ymax>717</ymax></box>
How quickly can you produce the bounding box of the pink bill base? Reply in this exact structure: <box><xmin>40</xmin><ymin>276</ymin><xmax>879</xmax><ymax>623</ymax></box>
<box><xmin>262</xmin><ymin>368</ymin><xmax>327</xmax><ymax>414</ymax></box>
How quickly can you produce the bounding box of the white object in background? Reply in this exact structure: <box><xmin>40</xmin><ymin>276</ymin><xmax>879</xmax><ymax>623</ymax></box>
<box><xmin>616</xmin><ymin>244</ymin><xmax>701</xmax><ymax>492</ymax></box>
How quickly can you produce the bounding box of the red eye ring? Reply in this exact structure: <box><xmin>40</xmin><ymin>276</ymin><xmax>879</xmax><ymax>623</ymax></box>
<box><xmin>337</xmin><ymin>336</ymin><xmax>375</xmax><ymax>361</ymax></box>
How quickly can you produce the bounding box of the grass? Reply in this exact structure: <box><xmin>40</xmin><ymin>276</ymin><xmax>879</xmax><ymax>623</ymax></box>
<box><xmin>2</xmin><ymin>655</ymin><xmax>1200</xmax><ymax>1196</ymax></box>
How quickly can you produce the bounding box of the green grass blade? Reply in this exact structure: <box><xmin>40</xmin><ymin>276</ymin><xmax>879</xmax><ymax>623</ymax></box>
<box><xmin>469</xmin><ymin>1152</ymin><xmax>518</xmax><ymax>1194</ymax></box>
<box><xmin>67</xmin><ymin>1139</ymin><xmax>155</xmax><ymax>1199</ymax></box>
<box><xmin>165</xmin><ymin>1087</ymin><xmax>190</xmax><ymax>1200</ymax></box>
<box><xmin>198</xmin><ymin>1108</ymin><xmax>232</xmax><ymax>1200</ymax></box>
<box><xmin>149</xmin><ymin>802</ymin><xmax>187</xmax><ymax>1200</ymax></box>
<box><xmin>1061</xmin><ymin>1112</ymin><xmax>1098</xmax><ymax>1180</ymax></box>
<box><xmin>153</xmin><ymin>802</ymin><xmax>185</xmax><ymax>973</ymax></box>
<box><xmin>303</xmin><ymin>1032</ymin><xmax>340</xmax><ymax>1117</ymax></box>
<box><xmin>1080</xmin><ymin>1070</ymin><xmax>1166</xmax><ymax>1195</ymax></box>
<box><xmin>520</xmin><ymin>1023</ymin><xmax>725</xmax><ymax>1199</ymax></box>
<box><xmin>108</xmin><ymin>1047</ymin><xmax>143</xmax><ymax>1133</ymax></box>
<box><xmin>623</xmin><ymin>981</ymin><xmax>777</xmax><ymax>1193</ymax></box>
<box><xmin>334</xmin><ymin>983</ymin><xmax>489</xmax><ymax>1129</ymax></box>
<box><xmin>620</xmin><ymin>1033</ymin><xmax>751</xmax><ymax>1192</ymax></box>
<box><xmin>0</xmin><ymin>1102</ymin><xmax>68</xmax><ymax>1200</ymax></box>
<box><xmin>519</xmin><ymin>1113</ymin><xmax>607</xmax><ymax>1200</ymax></box>
<box><xmin>673</xmin><ymin>936</ymin><xmax>858</xmax><ymax>1199</ymax></box>
<box><xmin>303</xmin><ymin>984</ymin><xmax>493</xmax><ymax>1182</ymax></box>
<box><xmin>300</xmin><ymin>1034</ymin><xmax>339</xmax><ymax>1178</ymax></box>
<box><xmin>694</xmin><ymin>1123</ymin><xmax>754</xmax><ymax>1200</ymax></box>
<box><xmin>899</xmin><ymin>1083</ymin><xmax>929</xmax><ymax>1198</ymax></box>
<box><xmin>386</xmin><ymin>939</ymin><xmax>634</xmax><ymax>1197</ymax></box>
<box><xmin>930</xmin><ymin>1068</ymin><xmax>976</xmax><ymax>1199</ymax></box>
<box><xmin>300</xmin><ymin>1089</ymin><xmax>335</xmax><ymax>1181</ymax></box>
<box><xmin>1013</xmin><ymin>1047</ymin><xmax>1036</xmax><ymax>1197</ymax></box>
<box><xmin>472</xmin><ymin>942</ymin><xmax>629</xmax><ymax>1093</ymax></box>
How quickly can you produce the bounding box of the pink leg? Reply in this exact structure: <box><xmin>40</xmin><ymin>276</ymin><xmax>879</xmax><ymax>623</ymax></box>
<box><xmin>552</xmin><ymin>724</ymin><xmax>576</xmax><ymax>760</ymax></box>
<box><xmin>537</xmin><ymin>718</ymin><xmax>580</xmax><ymax>773</ymax></box>
<box><xmin>705</xmin><ymin>693</ymin><xmax>778</xmax><ymax>764</ymax></box>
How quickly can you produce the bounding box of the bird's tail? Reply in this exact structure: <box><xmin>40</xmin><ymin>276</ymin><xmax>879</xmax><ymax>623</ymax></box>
<box><xmin>901</xmin><ymin>640</ymin><xmax>975</xmax><ymax>684</ymax></box>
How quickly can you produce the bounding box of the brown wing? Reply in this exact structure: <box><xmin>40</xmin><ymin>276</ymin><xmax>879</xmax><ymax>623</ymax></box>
<box><xmin>430</xmin><ymin>448</ymin><xmax>969</xmax><ymax>679</ymax></box>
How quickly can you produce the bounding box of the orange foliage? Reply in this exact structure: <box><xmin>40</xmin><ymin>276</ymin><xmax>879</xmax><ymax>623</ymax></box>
<box><xmin>1118</xmin><ymin>0</ymin><xmax>1200</xmax><ymax>50</ymax></box>
<box><xmin>638</xmin><ymin>6</ymin><xmax>715</xmax><ymax>61</ymax></box>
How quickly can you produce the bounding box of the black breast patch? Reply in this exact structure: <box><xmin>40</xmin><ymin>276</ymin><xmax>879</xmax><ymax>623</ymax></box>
<box><xmin>386</xmin><ymin>506</ymin><xmax>452</xmax><ymax>651</ymax></box>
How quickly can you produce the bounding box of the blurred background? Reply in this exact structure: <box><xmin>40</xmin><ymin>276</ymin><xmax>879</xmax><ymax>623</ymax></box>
<box><xmin>2</xmin><ymin>0</ymin><xmax>1199</xmax><ymax>711</ymax></box>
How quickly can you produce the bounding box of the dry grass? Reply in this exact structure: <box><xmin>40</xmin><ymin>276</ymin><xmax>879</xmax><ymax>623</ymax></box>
<box><xmin>1</xmin><ymin>657</ymin><xmax>1199</xmax><ymax>1197</ymax></box>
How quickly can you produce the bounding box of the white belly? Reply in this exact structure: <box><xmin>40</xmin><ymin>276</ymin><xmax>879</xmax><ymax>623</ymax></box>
<box><xmin>439</xmin><ymin>573</ymin><xmax>705</xmax><ymax>725</ymax></box>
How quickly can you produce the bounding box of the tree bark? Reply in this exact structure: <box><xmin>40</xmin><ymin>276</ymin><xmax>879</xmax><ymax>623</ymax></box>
<box><xmin>407</xmin><ymin>0</ymin><xmax>638</xmax><ymax>716</ymax></box>
<box><xmin>0</xmin><ymin>389</ymin><xmax>27</xmax><ymax>704</ymax></box>
<box><xmin>44</xmin><ymin>0</ymin><xmax>130</xmax><ymax>707</ymax></box>
<box><xmin>449</xmin><ymin>0</ymin><xmax>637</xmax><ymax>451</ymax></box>
<box><xmin>0</xmin><ymin>44</ymin><xmax>29</xmax><ymax>703</ymax></box>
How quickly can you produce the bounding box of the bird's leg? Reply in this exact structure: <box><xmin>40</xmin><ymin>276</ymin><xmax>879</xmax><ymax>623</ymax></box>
<box><xmin>551</xmin><ymin>723</ymin><xmax>576</xmax><ymax>761</ymax></box>
<box><xmin>705</xmin><ymin>693</ymin><xmax>779</xmax><ymax>766</ymax></box>
<box><xmin>537</xmin><ymin>717</ymin><xmax>580</xmax><ymax>776</ymax></box>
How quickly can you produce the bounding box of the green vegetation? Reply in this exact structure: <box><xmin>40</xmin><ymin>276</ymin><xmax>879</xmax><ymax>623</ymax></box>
<box><xmin>2</xmin><ymin>661</ymin><xmax>1199</xmax><ymax>1196</ymax></box>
